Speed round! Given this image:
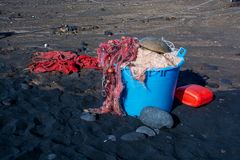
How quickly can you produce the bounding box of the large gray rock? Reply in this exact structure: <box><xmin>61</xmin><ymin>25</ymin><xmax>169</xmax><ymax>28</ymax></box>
<box><xmin>139</xmin><ymin>107</ymin><xmax>174</xmax><ymax>129</ymax></box>
<box><xmin>121</xmin><ymin>132</ymin><xmax>146</xmax><ymax>141</ymax></box>
<box><xmin>136</xmin><ymin>126</ymin><xmax>156</xmax><ymax>137</ymax></box>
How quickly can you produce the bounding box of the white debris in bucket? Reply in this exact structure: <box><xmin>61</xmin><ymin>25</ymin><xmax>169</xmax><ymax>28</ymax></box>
<box><xmin>123</xmin><ymin>47</ymin><xmax>181</xmax><ymax>80</ymax></box>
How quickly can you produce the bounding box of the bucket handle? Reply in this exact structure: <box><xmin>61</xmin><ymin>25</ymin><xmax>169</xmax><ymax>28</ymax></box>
<box><xmin>177</xmin><ymin>47</ymin><xmax>187</xmax><ymax>58</ymax></box>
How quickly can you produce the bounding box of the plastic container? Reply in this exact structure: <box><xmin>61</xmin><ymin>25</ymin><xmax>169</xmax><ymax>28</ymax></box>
<box><xmin>175</xmin><ymin>84</ymin><xmax>214</xmax><ymax>107</ymax></box>
<box><xmin>121</xmin><ymin>47</ymin><xmax>187</xmax><ymax>116</ymax></box>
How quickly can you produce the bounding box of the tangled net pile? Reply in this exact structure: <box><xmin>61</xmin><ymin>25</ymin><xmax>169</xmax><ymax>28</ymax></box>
<box><xmin>86</xmin><ymin>37</ymin><xmax>139</xmax><ymax>115</ymax></box>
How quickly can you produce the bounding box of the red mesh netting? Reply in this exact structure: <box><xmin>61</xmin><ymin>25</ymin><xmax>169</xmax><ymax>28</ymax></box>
<box><xmin>28</xmin><ymin>51</ymin><xmax>100</xmax><ymax>74</ymax></box>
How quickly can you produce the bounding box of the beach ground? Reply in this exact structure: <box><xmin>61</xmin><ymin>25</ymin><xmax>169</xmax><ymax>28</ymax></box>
<box><xmin>0</xmin><ymin>0</ymin><xmax>240</xmax><ymax>159</ymax></box>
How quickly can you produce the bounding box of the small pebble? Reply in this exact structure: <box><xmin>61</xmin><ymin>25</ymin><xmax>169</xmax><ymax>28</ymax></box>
<box><xmin>165</xmin><ymin>16</ymin><xmax>177</xmax><ymax>21</ymax></box>
<box><xmin>100</xmin><ymin>8</ymin><xmax>106</xmax><ymax>11</ymax></box>
<box><xmin>136</xmin><ymin>126</ymin><xmax>156</xmax><ymax>137</ymax></box>
<box><xmin>104</xmin><ymin>135</ymin><xmax>116</xmax><ymax>142</ymax></box>
<box><xmin>47</xmin><ymin>153</ymin><xmax>56</xmax><ymax>160</ymax></box>
<box><xmin>20</xmin><ymin>83</ymin><xmax>30</xmax><ymax>90</ymax></box>
<box><xmin>107</xmin><ymin>135</ymin><xmax>116</xmax><ymax>141</ymax></box>
<box><xmin>219</xmin><ymin>98</ymin><xmax>224</xmax><ymax>103</ymax></box>
<box><xmin>121</xmin><ymin>132</ymin><xmax>146</xmax><ymax>141</ymax></box>
<box><xmin>220</xmin><ymin>78</ymin><xmax>232</xmax><ymax>86</ymax></box>
<box><xmin>200</xmin><ymin>64</ymin><xmax>218</xmax><ymax>70</ymax></box>
<box><xmin>81</xmin><ymin>41</ymin><xmax>88</xmax><ymax>46</ymax></box>
<box><xmin>80</xmin><ymin>112</ymin><xmax>96</xmax><ymax>122</ymax></box>
<box><xmin>139</xmin><ymin>107</ymin><xmax>174</xmax><ymax>129</ymax></box>
<box><xmin>206</xmin><ymin>82</ymin><xmax>219</xmax><ymax>88</ymax></box>
<box><xmin>201</xmin><ymin>134</ymin><xmax>208</xmax><ymax>138</ymax></box>
<box><xmin>153</xmin><ymin>128</ymin><xmax>160</xmax><ymax>135</ymax></box>
<box><xmin>104</xmin><ymin>30</ymin><xmax>113</xmax><ymax>36</ymax></box>
<box><xmin>2</xmin><ymin>98</ymin><xmax>14</xmax><ymax>106</ymax></box>
<box><xmin>220</xmin><ymin>149</ymin><xmax>226</xmax><ymax>154</ymax></box>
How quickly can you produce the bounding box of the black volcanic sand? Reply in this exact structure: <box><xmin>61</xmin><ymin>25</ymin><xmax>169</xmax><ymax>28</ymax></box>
<box><xmin>1</xmin><ymin>0</ymin><xmax>240</xmax><ymax>160</ymax></box>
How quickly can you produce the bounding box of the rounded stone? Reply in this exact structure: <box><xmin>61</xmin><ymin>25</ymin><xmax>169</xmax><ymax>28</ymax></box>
<box><xmin>20</xmin><ymin>83</ymin><xmax>30</xmax><ymax>90</ymax></box>
<box><xmin>153</xmin><ymin>128</ymin><xmax>160</xmax><ymax>135</ymax></box>
<box><xmin>139</xmin><ymin>107</ymin><xmax>174</xmax><ymax>129</ymax></box>
<box><xmin>80</xmin><ymin>112</ymin><xmax>96</xmax><ymax>122</ymax></box>
<box><xmin>139</xmin><ymin>37</ymin><xmax>171</xmax><ymax>53</ymax></box>
<box><xmin>136</xmin><ymin>126</ymin><xmax>156</xmax><ymax>137</ymax></box>
<box><xmin>1</xmin><ymin>98</ymin><xmax>14</xmax><ymax>106</ymax></box>
<box><xmin>104</xmin><ymin>30</ymin><xmax>113</xmax><ymax>36</ymax></box>
<box><xmin>220</xmin><ymin>78</ymin><xmax>232</xmax><ymax>86</ymax></box>
<box><xmin>107</xmin><ymin>135</ymin><xmax>116</xmax><ymax>141</ymax></box>
<box><xmin>121</xmin><ymin>132</ymin><xmax>146</xmax><ymax>141</ymax></box>
<box><xmin>207</xmin><ymin>82</ymin><xmax>219</xmax><ymax>88</ymax></box>
<box><xmin>47</xmin><ymin>153</ymin><xmax>56</xmax><ymax>160</ymax></box>
<box><xmin>44</xmin><ymin>43</ymin><xmax>48</xmax><ymax>48</ymax></box>
<box><xmin>104</xmin><ymin>135</ymin><xmax>117</xmax><ymax>142</ymax></box>
<box><xmin>200</xmin><ymin>63</ymin><xmax>218</xmax><ymax>70</ymax></box>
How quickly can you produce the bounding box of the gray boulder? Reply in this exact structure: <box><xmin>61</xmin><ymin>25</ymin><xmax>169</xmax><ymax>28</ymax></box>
<box><xmin>139</xmin><ymin>107</ymin><xmax>174</xmax><ymax>129</ymax></box>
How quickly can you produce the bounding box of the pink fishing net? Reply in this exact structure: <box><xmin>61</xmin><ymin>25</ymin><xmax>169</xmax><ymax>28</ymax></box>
<box><xmin>86</xmin><ymin>36</ymin><xmax>139</xmax><ymax>115</ymax></box>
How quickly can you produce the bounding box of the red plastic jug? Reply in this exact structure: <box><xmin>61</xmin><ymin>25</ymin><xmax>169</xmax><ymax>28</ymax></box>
<box><xmin>175</xmin><ymin>84</ymin><xmax>214</xmax><ymax>107</ymax></box>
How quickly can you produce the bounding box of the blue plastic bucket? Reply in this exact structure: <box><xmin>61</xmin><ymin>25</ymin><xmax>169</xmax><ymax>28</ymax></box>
<box><xmin>121</xmin><ymin>47</ymin><xmax>187</xmax><ymax>116</ymax></box>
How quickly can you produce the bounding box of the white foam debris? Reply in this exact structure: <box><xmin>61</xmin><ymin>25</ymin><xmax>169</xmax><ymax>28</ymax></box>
<box><xmin>123</xmin><ymin>47</ymin><xmax>181</xmax><ymax>79</ymax></box>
